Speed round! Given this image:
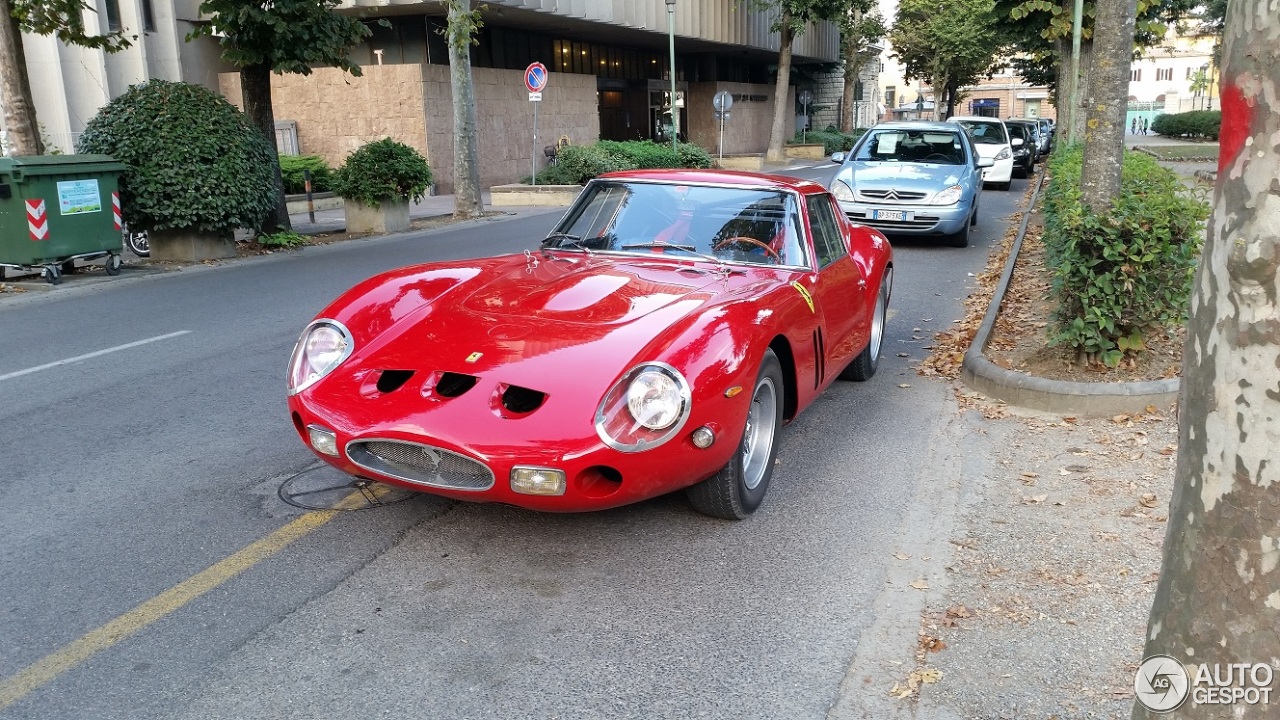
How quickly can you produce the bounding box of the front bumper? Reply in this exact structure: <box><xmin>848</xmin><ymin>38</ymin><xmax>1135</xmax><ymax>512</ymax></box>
<box><xmin>980</xmin><ymin>157</ymin><xmax>1014</xmax><ymax>184</ymax></box>
<box><xmin>836</xmin><ymin>200</ymin><xmax>972</xmax><ymax>237</ymax></box>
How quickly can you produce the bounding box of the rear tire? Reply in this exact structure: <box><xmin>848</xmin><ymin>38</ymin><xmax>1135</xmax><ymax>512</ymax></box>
<box><xmin>842</xmin><ymin>267</ymin><xmax>892</xmax><ymax>380</ymax></box>
<box><xmin>686</xmin><ymin>349</ymin><xmax>784</xmax><ymax>520</ymax></box>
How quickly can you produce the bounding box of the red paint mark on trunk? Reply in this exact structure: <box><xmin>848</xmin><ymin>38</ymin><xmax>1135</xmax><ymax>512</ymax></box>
<box><xmin>1218</xmin><ymin>81</ymin><xmax>1253</xmax><ymax>175</ymax></box>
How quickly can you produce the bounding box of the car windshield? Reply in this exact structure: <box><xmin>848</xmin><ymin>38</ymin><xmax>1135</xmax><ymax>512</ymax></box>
<box><xmin>1006</xmin><ymin>123</ymin><xmax>1033</xmax><ymax>142</ymax></box>
<box><xmin>956</xmin><ymin>120</ymin><xmax>1008</xmax><ymax>145</ymax></box>
<box><xmin>545</xmin><ymin>181</ymin><xmax>810</xmax><ymax>268</ymax></box>
<box><xmin>853</xmin><ymin>129</ymin><xmax>966</xmax><ymax>165</ymax></box>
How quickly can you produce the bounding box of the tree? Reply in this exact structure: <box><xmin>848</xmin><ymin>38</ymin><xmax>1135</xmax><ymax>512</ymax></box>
<box><xmin>837</xmin><ymin>2</ymin><xmax>886</xmax><ymax>133</ymax></box>
<box><xmin>191</xmin><ymin>1</ymin><xmax>371</xmax><ymax>233</ymax></box>
<box><xmin>443</xmin><ymin>0</ymin><xmax>483</xmax><ymax>219</ymax></box>
<box><xmin>890</xmin><ymin>0</ymin><xmax>1002</xmax><ymax>120</ymax></box>
<box><xmin>753</xmin><ymin>0</ymin><xmax>846</xmax><ymax>162</ymax></box>
<box><xmin>0</xmin><ymin>0</ymin><xmax>131</xmax><ymax>156</ymax></box>
<box><xmin>1077</xmin><ymin>0</ymin><xmax>1134</xmax><ymax>211</ymax></box>
<box><xmin>1132</xmin><ymin>2</ymin><xmax>1280</xmax><ymax>717</ymax></box>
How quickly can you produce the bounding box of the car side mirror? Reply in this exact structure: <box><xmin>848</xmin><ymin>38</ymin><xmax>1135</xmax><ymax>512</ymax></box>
<box><xmin>1010</xmin><ymin>137</ymin><xmax>1025</xmax><ymax>147</ymax></box>
<box><xmin>830</xmin><ymin>151</ymin><xmax>846</xmax><ymax>163</ymax></box>
<box><xmin>977</xmin><ymin>157</ymin><xmax>995</xmax><ymax>168</ymax></box>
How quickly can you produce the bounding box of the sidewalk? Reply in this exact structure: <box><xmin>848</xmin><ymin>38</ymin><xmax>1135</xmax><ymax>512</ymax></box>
<box><xmin>287</xmin><ymin>189</ymin><xmax>498</xmax><ymax>236</ymax></box>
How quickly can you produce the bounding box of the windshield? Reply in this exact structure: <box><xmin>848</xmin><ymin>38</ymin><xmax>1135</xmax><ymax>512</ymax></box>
<box><xmin>955</xmin><ymin>120</ymin><xmax>1009</xmax><ymax>145</ymax></box>
<box><xmin>545</xmin><ymin>181</ymin><xmax>810</xmax><ymax>268</ymax></box>
<box><xmin>1006</xmin><ymin>123</ymin><xmax>1032</xmax><ymax>141</ymax></box>
<box><xmin>852</xmin><ymin>129</ymin><xmax>967</xmax><ymax>165</ymax></box>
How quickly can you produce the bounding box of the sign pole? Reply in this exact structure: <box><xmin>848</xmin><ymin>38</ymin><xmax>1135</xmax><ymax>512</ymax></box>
<box><xmin>532</xmin><ymin>100</ymin><xmax>539</xmax><ymax>187</ymax></box>
<box><xmin>523</xmin><ymin>62</ymin><xmax>549</xmax><ymax>187</ymax></box>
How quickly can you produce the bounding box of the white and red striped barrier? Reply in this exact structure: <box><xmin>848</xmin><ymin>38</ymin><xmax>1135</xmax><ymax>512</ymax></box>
<box><xmin>26</xmin><ymin>198</ymin><xmax>48</xmax><ymax>241</ymax></box>
<box><xmin>112</xmin><ymin>192</ymin><xmax>122</xmax><ymax>230</ymax></box>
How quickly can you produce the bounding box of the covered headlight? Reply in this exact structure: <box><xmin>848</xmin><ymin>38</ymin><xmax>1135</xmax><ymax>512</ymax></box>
<box><xmin>830</xmin><ymin>179</ymin><xmax>856</xmax><ymax>203</ymax></box>
<box><xmin>995</xmin><ymin>147</ymin><xmax>1012</xmax><ymax>161</ymax></box>
<box><xmin>287</xmin><ymin>319</ymin><xmax>354</xmax><ymax>394</ymax></box>
<box><xmin>931</xmin><ymin>185</ymin><xmax>963</xmax><ymax>205</ymax></box>
<box><xmin>596</xmin><ymin>362</ymin><xmax>691</xmax><ymax>452</ymax></box>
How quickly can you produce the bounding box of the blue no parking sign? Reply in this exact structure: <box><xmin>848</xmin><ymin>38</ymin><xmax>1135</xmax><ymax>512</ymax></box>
<box><xmin>524</xmin><ymin>62</ymin><xmax>548</xmax><ymax>96</ymax></box>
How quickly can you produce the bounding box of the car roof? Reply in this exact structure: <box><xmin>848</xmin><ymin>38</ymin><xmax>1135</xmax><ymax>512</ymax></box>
<box><xmin>948</xmin><ymin>116</ymin><xmax>1006</xmax><ymax>124</ymax></box>
<box><xmin>597</xmin><ymin>168</ymin><xmax>827</xmax><ymax>194</ymax></box>
<box><xmin>865</xmin><ymin>121</ymin><xmax>962</xmax><ymax>133</ymax></box>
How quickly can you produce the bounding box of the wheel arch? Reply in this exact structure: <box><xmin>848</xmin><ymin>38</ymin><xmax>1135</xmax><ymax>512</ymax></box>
<box><xmin>768</xmin><ymin>335</ymin><xmax>799</xmax><ymax>421</ymax></box>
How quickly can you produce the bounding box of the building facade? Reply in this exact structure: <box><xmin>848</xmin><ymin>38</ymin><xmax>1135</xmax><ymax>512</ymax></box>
<box><xmin>4</xmin><ymin>0</ymin><xmax>848</xmax><ymax>192</ymax></box>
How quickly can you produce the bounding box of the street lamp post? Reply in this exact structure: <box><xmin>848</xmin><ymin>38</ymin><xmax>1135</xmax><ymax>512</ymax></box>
<box><xmin>666</xmin><ymin>0</ymin><xmax>678</xmax><ymax>153</ymax></box>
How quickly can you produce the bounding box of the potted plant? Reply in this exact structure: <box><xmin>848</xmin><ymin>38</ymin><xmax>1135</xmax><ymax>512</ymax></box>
<box><xmin>332</xmin><ymin>139</ymin><xmax>433</xmax><ymax>234</ymax></box>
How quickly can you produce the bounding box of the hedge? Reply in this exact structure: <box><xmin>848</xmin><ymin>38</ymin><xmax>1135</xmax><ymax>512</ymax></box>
<box><xmin>525</xmin><ymin>140</ymin><xmax>712</xmax><ymax>185</ymax></box>
<box><xmin>790</xmin><ymin>128</ymin><xmax>868</xmax><ymax>155</ymax></box>
<box><xmin>279</xmin><ymin>155</ymin><xmax>334</xmax><ymax>195</ymax></box>
<box><xmin>1150</xmin><ymin>110</ymin><xmax>1221</xmax><ymax>141</ymax></box>
<box><xmin>1041</xmin><ymin>146</ymin><xmax>1208</xmax><ymax>366</ymax></box>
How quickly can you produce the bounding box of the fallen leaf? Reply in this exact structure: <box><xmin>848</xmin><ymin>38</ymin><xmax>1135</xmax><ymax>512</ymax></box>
<box><xmin>1139</xmin><ymin>493</ymin><xmax>1159</xmax><ymax>508</ymax></box>
<box><xmin>1112</xmin><ymin>414</ymin><xmax>1130</xmax><ymax>424</ymax></box>
<box><xmin>945</xmin><ymin>604</ymin><xmax>974</xmax><ymax>619</ymax></box>
<box><xmin>909</xmin><ymin>579</ymin><xmax>930</xmax><ymax>590</ymax></box>
<box><xmin>915</xmin><ymin>669</ymin><xmax>943</xmax><ymax>684</ymax></box>
<box><xmin>920</xmin><ymin>635</ymin><xmax>948</xmax><ymax>653</ymax></box>
<box><xmin>1159</xmin><ymin>444</ymin><xmax>1177</xmax><ymax>456</ymax></box>
<box><xmin>893</xmin><ymin>551</ymin><xmax>911</xmax><ymax>560</ymax></box>
<box><xmin>1022</xmin><ymin>494</ymin><xmax>1048</xmax><ymax>504</ymax></box>
<box><xmin>1142</xmin><ymin>572</ymin><xmax>1160</xmax><ymax>583</ymax></box>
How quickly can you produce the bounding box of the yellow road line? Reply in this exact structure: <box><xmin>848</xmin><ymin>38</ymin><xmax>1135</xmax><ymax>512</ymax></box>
<box><xmin>0</xmin><ymin>498</ymin><xmax>356</xmax><ymax>711</ymax></box>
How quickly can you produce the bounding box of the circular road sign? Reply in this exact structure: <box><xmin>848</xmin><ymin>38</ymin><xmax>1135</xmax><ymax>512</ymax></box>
<box><xmin>524</xmin><ymin>62</ymin><xmax>549</xmax><ymax>93</ymax></box>
<box><xmin>713</xmin><ymin>91</ymin><xmax>734</xmax><ymax>112</ymax></box>
<box><xmin>798</xmin><ymin>89</ymin><xmax>814</xmax><ymax>106</ymax></box>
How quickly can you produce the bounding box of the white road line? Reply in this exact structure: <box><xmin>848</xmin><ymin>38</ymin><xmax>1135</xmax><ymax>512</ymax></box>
<box><xmin>0</xmin><ymin>331</ymin><xmax>191</xmax><ymax>383</ymax></box>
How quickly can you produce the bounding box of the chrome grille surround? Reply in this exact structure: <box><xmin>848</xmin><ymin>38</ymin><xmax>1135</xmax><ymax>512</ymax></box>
<box><xmin>846</xmin><ymin>212</ymin><xmax>942</xmax><ymax>232</ymax></box>
<box><xmin>346</xmin><ymin>439</ymin><xmax>495</xmax><ymax>491</ymax></box>
<box><xmin>856</xmin><ymin>188</ymin><xmax>928</xmax><ymax>203</ymax></box>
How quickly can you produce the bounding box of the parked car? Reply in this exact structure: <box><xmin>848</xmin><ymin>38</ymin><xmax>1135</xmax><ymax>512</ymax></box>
<box><xmin>1003</xmin><ymin>119</ymin><xmax>1039</xmax><ymax>178</ymax></box>
<box><xmin>828</xmin><ymin>121</ymin><xmax>992</xmax><ymax>247</ymax></box>
<box><xmin>947</xmin><ymin>116</ymin><xmax>1015</xmax><ymax>190</ymax></box>
<box><xmin>287</xmin><ymin>169</ymin><xmax>894</xmax><ymax>520</ymax></box>
<box><xmin>1038</xmin><ymin>118</ymin><xmax>1055</xmax><ymax>152</ymax></box>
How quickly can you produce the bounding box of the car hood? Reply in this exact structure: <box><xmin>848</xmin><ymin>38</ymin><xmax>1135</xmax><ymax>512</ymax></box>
<box><xmin>339</xmin><ymin>253</ymin><xmax>737</xmax><ymax>390</ymax></box>
<box><xmin>843</xmin><ymin>162</ymin><xmax>966</xmax><ymax>191</ymax></box>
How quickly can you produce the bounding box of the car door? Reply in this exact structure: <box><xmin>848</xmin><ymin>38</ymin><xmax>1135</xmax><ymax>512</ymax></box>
<box><xmin>800</xmin><ymin>192</ymin><xmax>866</xmax><ymax>384</ymax></box>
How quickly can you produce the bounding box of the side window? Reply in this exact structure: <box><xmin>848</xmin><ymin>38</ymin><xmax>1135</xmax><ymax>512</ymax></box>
<box><xmin>806</xmin><ymin>194</ymin><xmax>846</xmax><ymax>268</ymax></box>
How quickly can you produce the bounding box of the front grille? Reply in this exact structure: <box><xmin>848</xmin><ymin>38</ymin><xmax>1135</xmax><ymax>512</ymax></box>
<box><xmin>857</xmin><ymin>189</ymin><xmax>928</xmax><ymax>203</ymax></box>
<box><xmin>347</xmin><ymin>439</ymin><xmax>495</xmax><ymax>491</ymax></box>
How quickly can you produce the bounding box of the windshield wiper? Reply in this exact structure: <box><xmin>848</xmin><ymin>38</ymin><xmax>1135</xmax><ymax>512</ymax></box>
<box><xmin>619</xmin><ymin>242</ymin><xmax>730</xmax><ymax>271</ymax></box>
<box><xmin>542</xmin><ymin>232</ymin><xmax>593</xmax><ymax>256</ymax></box>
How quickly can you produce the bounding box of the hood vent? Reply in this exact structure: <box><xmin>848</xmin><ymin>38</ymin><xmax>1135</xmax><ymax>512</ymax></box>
<box><xmin>376</xmin><ymin>370</ymin><xmax>415</xmax><ymax>394</ymax></box>
<box><xmin>436</xmin><ymin>372</ymin><xmax>479</xmax><ymax>398</ymax></box>
<box><xmin>499</xmin><ymin>384</ymin><xmax>547</xmax><ymax>415</ymax></box>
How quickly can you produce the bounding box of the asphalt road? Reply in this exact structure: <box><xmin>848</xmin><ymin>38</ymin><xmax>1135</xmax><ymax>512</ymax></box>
<box><xmin>0</xmin><ymin>166</ymin><xmax>1035</xmax><ymax>720</ymax></box>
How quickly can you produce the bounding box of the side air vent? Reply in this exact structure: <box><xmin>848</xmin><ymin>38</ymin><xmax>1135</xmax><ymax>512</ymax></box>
<box><xmin>501</xmin><ymin>385</ymin><xmax>547</xmax><ymax>414</ymax></box>
<box><xmin>436</xmin><ymin>372</ymin><xmax>479</xmax><ymax>397</ymax></box>
<box><xmin>376</xmin><ymin>370</ymin><xmax>415</xmax><ymax>394</ymax></box>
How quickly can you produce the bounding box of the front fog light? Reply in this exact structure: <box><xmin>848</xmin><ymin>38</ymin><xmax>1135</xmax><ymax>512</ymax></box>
<box><xmin>307</xmin><ymin>425</ymin><xmax>339</xmax><ymax>456</ymax></box>
<box><xmin>511</xmin><ymin>467</ymin><xmax>566</xmax><ymax>496</ymax></box>
<box><xmin>691</xmin><ymin>426</ymin><xmax>715</xmax><ymax>449</ymax></box>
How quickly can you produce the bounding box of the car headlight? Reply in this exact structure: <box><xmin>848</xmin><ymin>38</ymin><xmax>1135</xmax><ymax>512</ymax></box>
<box><xmin>830</xmin><ymin>179</ymin><xmax>856</xmax><ymax>203</ymax></box>
<box><xmin>595</xmin><ymin>362</ymin><xmax>691</xmax><ymax>452</ymax></box>
<box><xmin>287</xmin><ymin>319</ymin><xmax>354</xmax><ymax>394</ymax></box>
<box><xmin>995</xmin><ymin>147</ymin><xmax>1012</xmax><ymax>161</ymax></box>
<box><xmin>931</xmin><ymin>185</ymin><xmax>963</xmax><ymax>205</ymax></box>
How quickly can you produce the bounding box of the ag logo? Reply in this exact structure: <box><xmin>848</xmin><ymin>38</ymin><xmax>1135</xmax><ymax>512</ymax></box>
<box><xmin>1135</xmin><ymin>655</ymin><xmax>1190</xmax><ymax>712</ymax></box>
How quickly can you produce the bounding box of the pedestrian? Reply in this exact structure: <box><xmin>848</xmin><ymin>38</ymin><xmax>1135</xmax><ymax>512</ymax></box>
<box><xmin>1142</xmin><ymin>117</ymin><xmax>1149</xmax><ymax>135</ymax></box>
<box><xmin>1131</xmin><ymin>118</ymin><xmax>1137</xmax><ymax>134</ymax></box>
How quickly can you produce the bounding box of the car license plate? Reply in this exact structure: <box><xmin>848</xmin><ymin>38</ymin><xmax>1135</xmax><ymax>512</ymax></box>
<box><xmin>873</xmin><ymin>209</ymin><xmax>904</xmax><ymax>221</ymax></box>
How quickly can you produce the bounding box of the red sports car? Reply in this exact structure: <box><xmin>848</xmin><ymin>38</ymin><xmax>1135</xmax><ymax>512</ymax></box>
<box><xmin>287</xmin><ymin>170</ymin><xmax>892</xmax><ymax>519</ymax></box>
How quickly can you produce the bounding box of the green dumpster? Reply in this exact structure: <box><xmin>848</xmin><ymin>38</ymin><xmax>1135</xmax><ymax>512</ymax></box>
<box><xmin>0</xmin><ymin>154</ymin><xmax>127</xmax><ymax>284</ymax></box>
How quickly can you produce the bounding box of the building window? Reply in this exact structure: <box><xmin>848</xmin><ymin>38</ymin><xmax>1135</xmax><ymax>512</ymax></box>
<box><xmin>1156</xmin><ymin>67</ymin><xmax>1172</xmax><ymax>81</ymax></box>
<box><xmin>104</xmin><ymin>0</ymin><xmax>121</xmax><ymax>32</ymax></box>
<box><xmin>1186</xmin><ymin>66</ymin><xmax>1193</xmax><ymax>79</ymax></box>
<box><xmin>141</xmin><ymin>0</ymin><xmax>155</xmax><ymax>31</ymax></box>
<box><xmin>884</xmin><ymin>86</ymin><xmax>895</xmax><ymax>107</ymax></box>
<box><xmin>1131</xmin><ymin>68</ymin><xmax>1141</xmax><ymax>82</ymax></box>
<box><xmin>854</xmin><ymin>80</ymin><xmax>864</xmax><ymax>102</ymax></box>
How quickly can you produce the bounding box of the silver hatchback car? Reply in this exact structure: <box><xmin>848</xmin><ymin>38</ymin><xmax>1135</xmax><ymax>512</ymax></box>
<box><xmin>828</xmin><ymin>121</ymin><xmax>993</xmax><ymax>247</ymax></box>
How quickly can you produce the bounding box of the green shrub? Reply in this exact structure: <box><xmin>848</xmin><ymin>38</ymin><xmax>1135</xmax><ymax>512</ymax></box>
<box><xmin>257</xmin><ymin>229</ymin><xmax>309</xmax><ymax>248</ymax></box>
<box><xmin>332</xmin><ymin>138</ymin><xmax>433</xmax><ymax>207</ymax></box>
<box><xmin>676</xmin><ymin>142</ymin><xmax>713</xmax><ymax>169</ymax></box>
<box><xmin>1041</xmin><ymin>146</ymin><xmax>1208</xmax><ymax>366</ymax></box>
<box><xmin>525</xmin><ymin>140</ymin><xmax>715</xmax><ymax>185</ymax></box>
<box><xmin>525</xmin><ymin>165</ymin><xmax>580</xmax><ymax>185</ymax></box>
<box><xmin>548</xmin><ymin>144</ymin><xmax>629</xmax><ymax>185</ymax></box>
<box><xmin>597</xmin><ymin>140</ymin><xmax>680</xmax><ymax>169</ymax></box>
<box><xmin>279</xmin><ymin>155</ymin><xmax>334</xmax><ymax>194</ymax></box>
<box><xmin>76</xmin><ymin>79</ymin><xmax>277</xmax><ymax>235</ymax></box>
<box><xmin>789</xmin><ymin>128</ymin><xmax>867</xmax><ymax>155</ymax></box>
<box><xmin>1150</xmin><ymin>110</ymin><xmax>1221</xmax><ymax>140</ymax></box>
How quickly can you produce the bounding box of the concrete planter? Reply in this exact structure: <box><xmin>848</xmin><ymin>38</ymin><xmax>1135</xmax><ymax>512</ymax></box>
<box><xmin>149</xmin><ymin>228</ymin><xmax>236</xmax><ymax>262</ymax></box>
<box><xmin>713</xmin><ymin>154</ymin><xmax>765</xmax><ymax>171</ymax></box>
<box><xmin>343</xmin><ymin>198</ymin><xmax>410</xmax><ymax>234</ymax></box>
<box><xmin>490</xmin><ymin>183</ymin><xmax>582</xmax><ymax>207</ymax></box>
<box><xmin>285</xmin><ymin>192</ymin><xmax>343</xmax><ymax>214</ymax></box>
<box><xmin>784</xmin><ymin>144</ymin><xmax>827</xmax><ymax>160</ymax></box>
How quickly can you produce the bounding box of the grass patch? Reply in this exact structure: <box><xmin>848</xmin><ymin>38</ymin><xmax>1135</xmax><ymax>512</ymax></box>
<box><xmin>1136</xmin><ymin>144</ymin><xmax>1219</xmax><ymax>162</ymax></box>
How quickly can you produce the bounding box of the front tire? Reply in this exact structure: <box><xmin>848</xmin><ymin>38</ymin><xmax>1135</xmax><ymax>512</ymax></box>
<box><xmin>842</xmin><ymin>267</ymin><xmax>892</xmax><ymax>380</ymax></box>
<box><xmin>686</xmin><ymin>349</ymin><xmax>784</xmax><ymax>520</ymax></box>
<box><xmin>945</xmin><ymin>218</ymin><xmax>971</xmax><ymax>248</ymax></box>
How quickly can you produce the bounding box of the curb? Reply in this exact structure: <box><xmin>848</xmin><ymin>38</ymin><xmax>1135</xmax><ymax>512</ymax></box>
<box><xmin>959</xmin><ymin>172</ymin><xmax>1181</xmax><ymax>416</ymax></box>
